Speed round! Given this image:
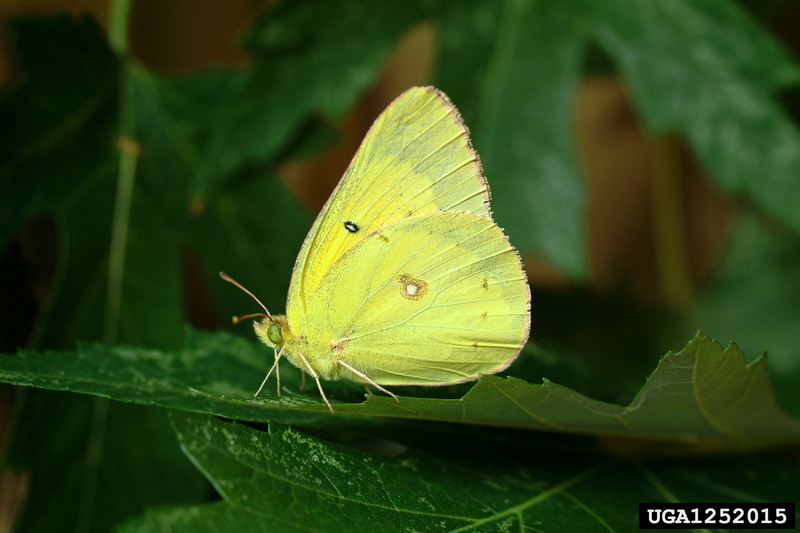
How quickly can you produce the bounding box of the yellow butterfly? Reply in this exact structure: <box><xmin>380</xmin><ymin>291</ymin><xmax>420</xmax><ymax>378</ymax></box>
<box><xmin>222</xmin><ymin>86</ymin><xmax>531</xmax><ymax>412</ymax></box>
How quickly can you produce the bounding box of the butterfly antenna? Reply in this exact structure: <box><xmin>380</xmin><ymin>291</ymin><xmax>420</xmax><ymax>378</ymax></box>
<box><xmin>230</xmin><ymin>313</ymin><xmax>269</xmax><ymax>325</ymax></box>
<box><xmin>219</xmin><ymin>271</ymin><xmax>274</xmax><ymax>320</ymax></box>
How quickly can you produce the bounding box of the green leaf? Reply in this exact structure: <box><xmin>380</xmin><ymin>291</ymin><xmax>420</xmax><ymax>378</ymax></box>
<box><xmin>433</xmin><ymin>0</ymin><xmax>800</xmax><ymax>275</ymax></box>
<box><xmin>0</xmin><ymin>16</ymin><xmax>212</xmax><ymax>532</ymax></box>
<box><xmin>437</xmin><ymin>0</ymin><xmax>589</xmax><ymax>278</ymax></box>
<box><xmin>4</xmin><ymin>3</ymin><xmax>800</xmax><ymax>531</ymax></box>
<box><xmin>690</xmin><ymin>213</ymin><xmax>800</xmax><ymax>417</ymax></box>
<box><xmin>119</xmin><ymin>414</ymin><xmax>800</xmax><ymax>532</ymax></box>
<box><xmin>0</xmin><ymin>14</ymin><xmax>119</xmax><ymax>349</ymax></box>
<box><xmin>1</xmin><ymin>330</ymin><xmax>798</xmax><ymax>451</ymax></box>
<box><xmin>191</xmin><ymin>0</ymin><xmax>428</xmax><ymax>198</ymax></box>
<box><xmin>115</xmin><ymin>65</ymin><xmax>313</xmax><ymax>346</ymax></box>
<box><xmin>0</xmin><ymin>14</ymin><xmax>118</xmax><ymax>249</ymax></box>
<box><xmin>5</xmin><ymin>393</ymin><xmax>209</xmax><ymax>533</ymax></box>
<box><xmin>1</xmin><ymin>7</ymin><xmax>408</xmax><ymax>527</ymax></box>
<box><xmin>591</xmin><ymin>0</ymin><xmax>800</xmax><ymax>232</ymax></box>
<box><xmin>433</xmin><ymin>0</ymin><xmax>589</xmax><ymax>278</ymax></box>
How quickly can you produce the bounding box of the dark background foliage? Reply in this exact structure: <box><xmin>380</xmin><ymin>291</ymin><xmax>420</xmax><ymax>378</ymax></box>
<box><xmin>1</xmin><ymin>0</ymin><xmax>799</xmax><ymax>531</ymax></box>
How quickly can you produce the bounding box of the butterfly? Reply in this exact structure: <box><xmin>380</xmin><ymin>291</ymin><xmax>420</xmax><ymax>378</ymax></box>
<box><xmin>222</xmin><ymin>86</ymin><xmax>531</xmax><ymax>413</ymax></box>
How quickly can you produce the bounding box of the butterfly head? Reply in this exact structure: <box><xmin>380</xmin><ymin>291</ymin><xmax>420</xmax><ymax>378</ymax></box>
<box><xmin>219</xmin><ymin>271</ymin><xmax>288</xmax><ymax>346</ymax></box>
<box><xmin>253</xmin><ymin>314</ymin><xmax>290</xmax><ymax>350</ymax></box>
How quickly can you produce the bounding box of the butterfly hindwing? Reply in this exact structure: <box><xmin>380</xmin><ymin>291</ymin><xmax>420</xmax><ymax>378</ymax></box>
<box><xmin>297</xmin><ymin>212</ymin><xmax>531</xmax><ymax>386</ymax></box>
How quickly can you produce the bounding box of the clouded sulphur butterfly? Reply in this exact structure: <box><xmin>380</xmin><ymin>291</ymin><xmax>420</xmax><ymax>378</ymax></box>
<box><xmin>222</xmin><ymin>86</ymin><xmax>531</xmax><ymax>412</ymax></box>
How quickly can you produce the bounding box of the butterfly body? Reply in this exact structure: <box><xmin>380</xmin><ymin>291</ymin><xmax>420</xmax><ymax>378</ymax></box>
<box><xmin>253</xmin><ymin>314</ymin><xmax>343</xmax><ymax>382</ymax></box>
<box><xmin>228</xmin><ymin>86</ymin><xmax>531</xmax><ymax>412</ymax></box>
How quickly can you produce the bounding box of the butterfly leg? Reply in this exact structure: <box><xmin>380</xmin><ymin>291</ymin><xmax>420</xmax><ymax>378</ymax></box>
<box><xmin>295</xmin><ymin>350</ymin><xmax>334</xmax><ymax>413</ymax></box>
<box><xmin>335</xmin><ymin>360</ymin><xmax>399</xmax><ymax>403</ymax></box>
<box><xmin>300</xmin><ymin>372</ymin><xmax>306</xmax><ymax>391</ymax></box>
<box><xmin>274</xmin><ymin>347</ymin><xmax>281</xmax><ymax>397</ymax></box>
<box><xmin>255</xmin><ymin>346</ymin><xmax>284</xmax><ymax>397</ymax></box>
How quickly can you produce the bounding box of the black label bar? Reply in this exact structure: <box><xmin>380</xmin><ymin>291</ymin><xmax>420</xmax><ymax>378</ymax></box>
<box><xmin>639</xmin><ymin>503</ymin><xmax>796</xmax><ymax>529</ymax></box>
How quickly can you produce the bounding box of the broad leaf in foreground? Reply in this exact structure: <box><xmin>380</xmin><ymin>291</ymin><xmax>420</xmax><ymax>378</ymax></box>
<box><xmin>1</xmin><ymin>331</ymin><xmax>798</xmax><ymax>450</ymax></box>
<box><xmin>119</xmin><ymin>414</ymin><xmax>800</xmax><ymax>532</ymax></box>
<box><xmin>4</xmin><ymin>392</ymin><xmax>209</xmax><ymax>533</ymax></box>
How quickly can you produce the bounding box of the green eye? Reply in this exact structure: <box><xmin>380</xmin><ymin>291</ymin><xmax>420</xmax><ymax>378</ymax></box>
<box><xmin>267</xmin><ymin>323</ymin><xmax>284</xmax><ymax>346</ymax></box>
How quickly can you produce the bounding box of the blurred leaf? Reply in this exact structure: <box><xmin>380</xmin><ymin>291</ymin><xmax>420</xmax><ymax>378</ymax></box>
<box><xmin>434</xmin><ymin>0</ymin><xmax>800</xmax><ymax>276</ymax></box>
<box><xmin>1</xmin><ymin>330</ymin><xmax>798</xmax><ymax>451</ymax></box>
<box><xmin>691</xmin><ymin>213</ymin><xmax>800</xmax><ymax>417</ymax></box>
<box><xmin>6</xmin><ymin>1</ymin><xmax>799</xmax><ymax>349</ymax></box>
<box><xmin>432</xmin><ymin>0</ymin><xmax>588</xmax><ymax>278</ymax></box>
<box><xmin>4</xmin><ymin>2</ymin><xmax>800</xmax><ymax>343</ymax></box>
<box><xmin>119</xmin><ymin>414</ymin><xmax>800</xmax><ymax>532</ymax></box>
<box><xmin>118</xmin><ymin>65</ymin><xmax>312</xmax><ymax>346</ymax></box>
<box><xmin>437</xmin><ymin>0</ymin><xmax>589</xmax><ymax>278</ymax></box>
<box><xmin>592</xmin><ymin>0</ymin><xmax>800</xmax><ymax>232</ymax></box>
<box><xmin>478</xmin><ymin>1</ymin><xmax>588</xmax><ymax>279</ymax></box>
<box><xmin>0</xmin><ymin>16</ymin><xmax>230</xmax><ymax>533</ymax></box>
<box><xmin>0</xmin><ymin>14</ymin><xmax>118</xmax><ymax>249</ymax></box>
<box><xmin>192</xmin><ymin>0</ymin><xmax>428</xmax><ymax>198</ymax></box>
<box><xmin>0</xmin><ymin>14</ymin><xmax>119</xmax><ymax>349</ymax></box>
<box><xmin>2</xmin><ymin>3</ymin><xmax>429</xmax><ymax>346</ymax></box>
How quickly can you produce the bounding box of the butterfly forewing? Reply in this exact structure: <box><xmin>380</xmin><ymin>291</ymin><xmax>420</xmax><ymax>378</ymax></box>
<box><xmin>288</xmin><ymin>87</ymin><xmax>492</xmax><ymax>323</ymax></box>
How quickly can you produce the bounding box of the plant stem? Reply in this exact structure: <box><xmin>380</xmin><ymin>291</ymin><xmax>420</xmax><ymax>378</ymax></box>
<box><xmin>78</xmin><ymin>2</ymin><xmax>136</xmax><ymax>531</ymax></box>
<box><xmin>108</xmin><ymin>0</ymin><xmax>132</xmax><ymax>56</ymax></box>
<box><xmin>104</xmin><ymin>0</ymin><xmax>138</xmax><ymax>346</ymax></box>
